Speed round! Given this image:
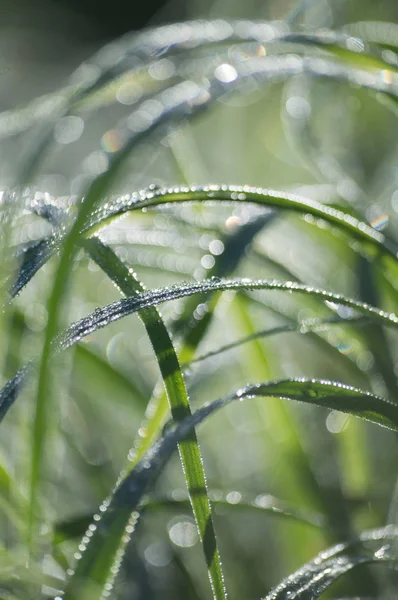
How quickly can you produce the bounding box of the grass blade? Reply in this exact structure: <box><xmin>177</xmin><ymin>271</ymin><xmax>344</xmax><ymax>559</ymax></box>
<box><xmin>56</xmin><ymin>278</ymin><xmax>398</xmax><ymax>355</ymax></box>
<box><xmin>62</xmin><ymin>377</ymin><xmax>396</xmax><ymax>597</ymax></box>
<box><xmin>2</xmin><ymin>277</ymin><xmax>398</xmax><ymax>426</ymax></box>
<box><xmin>263</xmin><ymin>526</ymin><xmax>398</xmax><ymax>599</ymax></box>
<box><xmin>81</xmin><ymin>237</ymin><xmax>227</xmax><ymax>600</ymax></box>
<box><xmin>13</xmin><ymin>182</ymin><xmax>398</xmax><ymax>302</ymax></box>
<box><xmin>54</xmin><ymin>489</ymin><xmax>326</xmax><ymax>543</ymax></box>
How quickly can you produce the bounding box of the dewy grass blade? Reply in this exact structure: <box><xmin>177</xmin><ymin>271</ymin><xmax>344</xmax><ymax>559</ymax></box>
<box><xmin>7</xmin><ymin>20</ymin><xmax>392</xmax><ymax>148</ymax></box>
<box><xmin>54</xmin><ymin>490</ymin><xmax>326</xmax><ymax>542</ymax></box>
<box><xmin>55</xmin><ymin>278</ymin><xmax>398</xmax><ymax>355</ymax></box>
<box><xmin>62</xmin><ymin>379</ymin><xmax>397</xmax><ymax>598</ymax></box>
<box><xmin>14</xmin><ymin>182</ymin><xmax>398</xmax><ymax>302</ymax></box>
<box><xmin>2</xmin><ymin>277</ymin><xmax>398</xmax><ymax>428</ymax></box>
<box><xmin>82</xmin><ymin>237</ymin><xmax>227</xmax><ymax>600</ymax></box>
<box><xmin>85</xmin><ymin>185</ymin><xmax>398</xmax><ymax>262</ymax></box>
<box><xmin>262</xmin><ymin>526</ymin><xmax>398</xmax><ymax>600</ymax></box>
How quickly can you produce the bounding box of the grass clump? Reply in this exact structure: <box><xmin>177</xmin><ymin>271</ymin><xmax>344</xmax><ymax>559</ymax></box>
<box><xmin>2</xmin><ymin>8</ymin><xmax>398</xmax><ymax>600</ymax></box>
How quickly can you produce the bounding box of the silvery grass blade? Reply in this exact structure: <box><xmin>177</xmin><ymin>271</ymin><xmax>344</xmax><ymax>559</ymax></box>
<box><xmin>62</xmin><ymin>380</ymin><xmax>397</xmax><ymax>599</ymax></box>
<box><xmin>263</xmin><ymin>526</ymin><xmax>398</xmax><ymax>600</ymax></box>
<box><xmin>13</xmin><ymin>183</ymin><xmax>398</xmax><ymax>301</ymax></box>
<box><xmin>16</xmin><ymin>26</ymin><xmax>398</xmax><ymax>184</ymax></box>
<box><xmin>3</xmin><ymin>277</ymin><xmax>398</xmax><ymax>427</ymax></box>
<box><xmin>85</xmin><ymin>185</ymin><xmax>398</xmax><ymax>264</ymax></box>
<box><xmin>55</xmin><ymin>278</ymin><xmax>398</xmax><ymax>355</ymax></box>
<box><xmin>54</xmin><ymin>489</ymin><xmax>326</xmax><ymax>543</ymax></box>
<box><xmin>4</xmin><ymin>19</ymin><xmax>397</xmax><ymax>145</ymax></box>
<box><xmin>82</xmin><ymin>236</ymin><xmax>227</xmax><ymax>600</ymax></box>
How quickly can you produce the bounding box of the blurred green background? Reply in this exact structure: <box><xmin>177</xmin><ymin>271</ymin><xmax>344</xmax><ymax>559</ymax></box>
<box><xmin>2</xmin><ymin>1</ymin><xmax>398</xmax><ymax>599</ymax></box>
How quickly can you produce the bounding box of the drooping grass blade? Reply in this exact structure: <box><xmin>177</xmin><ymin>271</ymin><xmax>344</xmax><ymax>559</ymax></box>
<box><xmin>263</xmin><ymin>526</ymin><xmax>398</xmax><ymax>600</ymax></box>
<box><xmin>55</xmin><ymin>278</ymin><xmax>398</xmax><ymax>355</ymax></box>
<box><xmin>62</xmin><ymin>379</ymin><xmax>398</xmax><ymax>598</ymax></box>
<box><xmin>13</xmin><ymin>182</ymin><xmax>398</xmax><ymax>303</ymax></box>
<box><xmin>3</xmin><ymin>277</ymin><xmax>398</xmax><ymax>426</ymax></box>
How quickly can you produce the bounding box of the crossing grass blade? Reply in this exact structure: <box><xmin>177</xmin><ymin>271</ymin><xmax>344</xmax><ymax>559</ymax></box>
<box><xmin>62</xmin><ymin>378</ymin><xmax>397</xmax><ymax>598</ymax></box>
<box><xmin>81</xmin><ymin>236</ymin><xmax>227</xmax><ymax>600</ymax></box>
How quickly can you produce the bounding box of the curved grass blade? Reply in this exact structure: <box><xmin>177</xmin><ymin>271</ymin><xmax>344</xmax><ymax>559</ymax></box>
<box><xmin>82</xmin><ymin>237</ymin><xmax>227</xmax><ymax>600</ymax></box>
<box><xmin>215</xmin><ymin>378</ymin><xmax>398</xmax><ymax>431</ymax></box>
<box><xmin>56</xmin><ymin>278</ymin><xmax>398</xmax><ymax>355</ymax></box>
<box><xmin>2</xmin><ymin>277</ymin><xmax>398</xmax><ymax>427</ymax></box>
<box><xmin>9</xmin><ymin>20</ymin><xmax>390</xmax><ymax>145</ymax></box>
<box><xmin>62</xmin><ymin>379</ymin><xmax>396</xmax><ymax>598</ymax></box>
<box><xmin>263</xmin><ymin>526</ymin><xmax>398</xmax><ymax>600</ymax></box>
<box><xmin>14</xmin><ymin>180</ymin><xmax>398</xmax><ymax>304</ymax></box>
<box><xmin>54</xmin><ymin>489</ymin><xmax>326</xmax><ymax>543</ymax></box>
<box><xmin>284</xmin><ymin>31</ymin><xmax>397</xmax><ymax>71</ymax></box>
<box><xmin>85</xmin><ymin>185</ymin><xmax>398</xmax><ymax>262</ymax></box>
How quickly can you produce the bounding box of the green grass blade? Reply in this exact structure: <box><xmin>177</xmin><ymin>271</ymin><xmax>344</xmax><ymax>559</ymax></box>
<box><xmin>62</xmin><ymin>376</ymin><xmax>395</xmax><ymax>597</ymax></box>
<box><xmin>81</xmin><ymin>237</ymin><xmax>227</xmax><ymax>600</ymax></box>
<box><xmin>263</xmin><ymin>526</ymin><xmax>398</xmax><ymax>600</ymax></box>
<box><xmin>183</xmin><ymin>315</ymin><xmax>368</xmax><ymax>368</ymax></box>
